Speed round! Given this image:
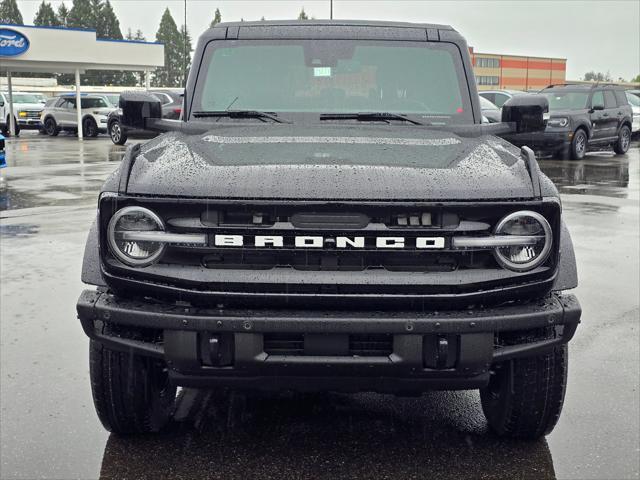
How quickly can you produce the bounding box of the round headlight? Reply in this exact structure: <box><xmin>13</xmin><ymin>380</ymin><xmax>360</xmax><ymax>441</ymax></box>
<box><xmin>107</xmin><ymin>206</ymin><xmax>165</xmax><ymax>267</ymax></box>
<box><xmin>493</xmin><ymin>211</ymin><xmax>552</xmax><ymax>272</ymax></box>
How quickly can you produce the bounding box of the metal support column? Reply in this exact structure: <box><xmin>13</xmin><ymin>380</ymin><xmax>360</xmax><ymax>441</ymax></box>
<box><xmin>7</xmin><ymin>71</ymin><xmax>16</xmax><ymax>136</ymax></box>
<box><xmin>75</xmin><ymin>69</ymin><xmax>83</xmax><ymax>140</ymax></box>
<box><xmin>145</xmin><ymin>69</ymin><xmax>150</xmax><ymax>91</ymax></box>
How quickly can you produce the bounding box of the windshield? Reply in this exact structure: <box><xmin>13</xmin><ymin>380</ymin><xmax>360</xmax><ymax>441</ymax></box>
<box><xmin>192</xmin><ymin>40</ymin><xmax>473</xmax><ymax>124</ymax></box>
<box><xmin>542</xmin><ymin>90</ymin><xmax>589</xmax><ymax>110</ymax></box>
<box><xmin>11</xmin><ymin>94</ymin><xmax>42</xmax><ymax>103</ymax></box>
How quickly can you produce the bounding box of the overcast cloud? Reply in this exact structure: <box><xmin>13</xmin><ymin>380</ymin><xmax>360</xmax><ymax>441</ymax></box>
<box><xmin>17</xmin><ymin>0</ymin><xmax>640</xmax><ymax>81</ymax></box>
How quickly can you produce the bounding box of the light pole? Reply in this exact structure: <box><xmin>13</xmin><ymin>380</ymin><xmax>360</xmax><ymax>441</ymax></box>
<box><xmin>330</xmin><ymin>0</ymin><xmax>333</xmax><ymax>19</ymax></box>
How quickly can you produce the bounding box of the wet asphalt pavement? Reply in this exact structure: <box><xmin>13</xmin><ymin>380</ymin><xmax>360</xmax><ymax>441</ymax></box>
<box><xmin>1</xmin><ymin>132</ymin><xmax>638</xmax><ymax>480</ymax></box>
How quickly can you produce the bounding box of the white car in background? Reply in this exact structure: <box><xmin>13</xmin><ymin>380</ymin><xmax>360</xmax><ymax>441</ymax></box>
<box><xmin>478</xmin><ymin>89</ymin><xmax>529</xmax><ymax>108</ymax></box>
<box><xmin>626</xmin><ymin>91</ymin><xmax>640</xmax><ymax>133</ymax></box>
<box><xmin>0</xmin><ymin>92</ymin><xmax>45</xmax><ymax>135</ymax></box>
<box><xmin>41</xmin><ymin>94</ymin><xmax>114</xmax><ymax>137</ymax></box>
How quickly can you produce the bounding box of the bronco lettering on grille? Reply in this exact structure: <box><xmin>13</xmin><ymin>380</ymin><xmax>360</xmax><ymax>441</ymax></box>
<box><xmin>213</xmin><ymin>235</ymin><xmax>446</xmax><ymax>249</ymax></box>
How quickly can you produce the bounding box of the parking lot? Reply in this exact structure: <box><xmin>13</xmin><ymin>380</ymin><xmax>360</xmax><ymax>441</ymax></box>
<box><xmin>0</xmin><ymin>132</ymin><xmax>639</xmax><ymax>480</ymax></box>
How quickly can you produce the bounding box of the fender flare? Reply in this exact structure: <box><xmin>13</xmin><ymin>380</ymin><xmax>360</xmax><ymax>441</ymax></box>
<box><xmin>81</xmin><ymin>217</ymin><xmax>106</xmax><ymax>287</ymax></box>
<box><xmin>552</xmin><ymin>220</ymin><xmax>578</xmax><ymax>291</ymax></box>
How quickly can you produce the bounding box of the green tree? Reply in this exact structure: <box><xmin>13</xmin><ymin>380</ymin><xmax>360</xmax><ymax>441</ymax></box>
<box><xmin>67</xmin><ymin>0</ymin><xmax>95</xmax><ymax>29</ymax></box>
<box><xmin>57</xmin><ymin>2</ymin><xmax>70</xmax><ymax>26</ymax></box>
<box><xmin>631</xmin><ymin>74</ymin><xmax>640</xmax><ymax>83</ymax></box>
<box><xmin>97</xmin><ymin>0</ymin><xmax>122</xmax><ymax>39</ymax></box>
<box><xmin>0</xmin><ymin>0</ymin><xmax>23</xmax><ymax>24</ymax></box>
<box><xmin>153</xmin><ymin>8</ymin><xmax>183</xmax><ymax>87</ymax></box>
<box><xmin>210</xmin><ymin>7</ymin><xmax>222</xmax><ymax>28</ymax></box>
<box><xmin>33</xmin><ymin>1</ymin><xmax>59</xmax><ymax>26</ymax></box>
<box><xmin>298</xmin><ymin>7</ymin><xmax>309</xmax><ymax>20</ymax></box>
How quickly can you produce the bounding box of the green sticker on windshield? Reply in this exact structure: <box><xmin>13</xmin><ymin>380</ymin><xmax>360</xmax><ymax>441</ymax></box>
<box><xmin>313</xmin><ymin>67</ymin><xmax>332</xmax><ymax>77</ymax></box>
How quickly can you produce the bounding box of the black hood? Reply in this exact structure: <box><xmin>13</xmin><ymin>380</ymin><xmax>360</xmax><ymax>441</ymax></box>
<box><xmin>126</xmin><ymin>124</ymin><xmax>535</xmax><ymax>200</ymax></box>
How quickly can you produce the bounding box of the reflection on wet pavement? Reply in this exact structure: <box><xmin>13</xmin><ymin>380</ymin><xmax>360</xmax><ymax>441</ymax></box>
<box><xmin>100</xmin><ymin>389</ymin><xmax>556</xmax><ymax>480</ymax></box>
<box><xmin>539</xmin><ymin>154</ymin><xmax>634</xmax><ymax>199</ymax></box>
<box><xmin>0</xmin><ymin>133</ymin><xmax>126</xmax><ymax>211</ymax></box>
<box><xmin>1</xmin><ymin>133</ymin><xmax>638</xmax><ymax>480</ymax></box>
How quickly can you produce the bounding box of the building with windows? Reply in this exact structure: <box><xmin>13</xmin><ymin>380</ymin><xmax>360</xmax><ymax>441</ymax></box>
<box><xmin>469</xmin><ymin>47</ymin><xmax>566</xmax><ymax>92</ymax></box>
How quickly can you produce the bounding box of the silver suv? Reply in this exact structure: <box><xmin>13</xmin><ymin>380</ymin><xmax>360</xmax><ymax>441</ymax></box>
<box><xmin>41</xmin><ymin>95</ymin><xmax>114</xmax><ymax>137</ymax></box>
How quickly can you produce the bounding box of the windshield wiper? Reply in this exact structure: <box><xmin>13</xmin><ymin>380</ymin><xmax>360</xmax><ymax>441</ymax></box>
<box><xmin>319</xmin><ymin>112</ymin><xmax>424</xmax><ymax>125</ymax></box>
<box><xmin>193</xmin><ymin>110</ymin><xmax>291</xmax><ymax>124</ymax></box>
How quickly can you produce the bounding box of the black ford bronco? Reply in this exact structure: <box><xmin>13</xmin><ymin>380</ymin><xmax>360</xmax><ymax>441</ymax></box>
<box><xmin>77</xmin><ymin>20</ymin><xmax>581</xmax><ymax>439</ymax></box>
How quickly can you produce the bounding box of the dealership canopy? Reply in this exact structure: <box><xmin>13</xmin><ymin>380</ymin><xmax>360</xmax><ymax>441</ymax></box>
<box><xmin>0</xmin><ymin>24</ymin><xmax>164</xmax><ymax>139</ymax></box>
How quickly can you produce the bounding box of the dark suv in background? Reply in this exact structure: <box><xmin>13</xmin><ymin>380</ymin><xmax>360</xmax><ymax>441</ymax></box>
<box><xmin>507</xmin><ymin>84</ymin><xmax>633</xmax><ymax>160</ymax></box>
<box><xmin>107</xmin><ymin>90</ymin><xmax>182</xmax><ymax>145</ymax></box>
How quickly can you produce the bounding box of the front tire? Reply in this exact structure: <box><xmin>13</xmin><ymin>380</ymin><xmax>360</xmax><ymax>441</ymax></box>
<box><xmin>89</xmin><ymin>332</ymin><xmax>176</xmax><ymax>435</ymax></box>
<box><xmin>614</xmin><ymin>125</ymin><xmax>631</xmax><ymax>155</ymax></box>
<box><xmin>44</xmin><ymin>117</ymin><xmax>60</xmax><ymax>136</ymax></box>
<box><xmin>570</xmin><ymin>129</ymin><xmax>587</xmax><ymax>160</ymax></box>
<box><xmin>3</xmin><ymin>116</ymin><xmax>20</xmax><ymax>136</ymax></box>
<box><xmin>480</xmin><ymin>344</ymin><xmax>568</xmax><ymax>439</ymax></box>
<box><xmin>82</xmin><ymin>118</ymin><xmax>99</xmax><ymax>137</ymax></box>
<box><xmin>109</xmin><ymin>120</ymin><xmax>127</xmax><ymax>145</ymax></box>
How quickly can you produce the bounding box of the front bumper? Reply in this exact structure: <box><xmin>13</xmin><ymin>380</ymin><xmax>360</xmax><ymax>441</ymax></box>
<box><xmin>506</xmin><ymin>130</ymin><xmax>572</xmax><ymax>152</ymax></box>
<box><xmin>17</xmin><ymin>119</ymin><xmax>42</xmax><ymax>129</ymax></box>
<box><xmin>77</xmin><ymin>290</ymin><xmax>580</xmax><ymax>392</ymax></box>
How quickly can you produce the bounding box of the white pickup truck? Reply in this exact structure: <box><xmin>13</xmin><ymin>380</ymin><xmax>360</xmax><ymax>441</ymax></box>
<box><xmin>0</xmin><ymin>92</ymin><xmax>46</xmax><ymax>135</ymax></box>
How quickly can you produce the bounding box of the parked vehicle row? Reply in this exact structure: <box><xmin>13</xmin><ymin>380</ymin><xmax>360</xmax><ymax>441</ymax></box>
<box><xmin>1</xmin><ymin>90</ymin><xmax>182</xmax><ymax>141</ymax></box>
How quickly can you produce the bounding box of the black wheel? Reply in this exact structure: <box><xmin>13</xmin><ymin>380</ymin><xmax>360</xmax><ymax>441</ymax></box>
<box><xmin>44</xmin><ymin>117</ymin><xmax>60</xmax><ymax>136</ymax></box>
<box><xmin>570</xmin><ymin>129</ymin><xmax>587</xmax><ymax>160</ymax></box>
<box><xmin>480</xmin><ymin>343</ymin><xmax>568</xmax><ymax>439</ymax></box>
<box><xmin>4</xmin><ymin>116</ymin><xmax>20</xmax><ymax>136</ymax></box>
<box><xmin>613</xmin><ymin>125</ymin><xmax>631</xmax><ymax>155</ymax></box>
<box><xmin>82</xmin><ymin>117</ymin><xmax>98</xmax><ymax>137</ymax></box>
<box><xmin>109</xmin><ymin>120</ymin><xmax>127</xmax><ymax>145</ymax></box>
<box><xmin>89</xmin><ymin>329</ymin><xmax>176</xmax><ymax>435</ymax></box>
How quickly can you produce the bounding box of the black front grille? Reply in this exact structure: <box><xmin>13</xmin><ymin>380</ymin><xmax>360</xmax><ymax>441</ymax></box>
<box><xmin>23</xmin><ymin>111</ymin><xmax>41</xmax><ymax>119</ymax></box>
<box><xmin>263</xmin><ymin>333</ymin><xmax>393</xmax><ymax>357</ymax></box>
<box><xmin>99</xmin><ymin>197</ymin><xmax>561</xmax><ymax>306</ymax></box>
<box><xmin>263</xmin><ymin>333</ymin><xmax>304</xmax><ymax>355</ymax></box>
<box><xmin>349</xmin><ymin>334</ymin><xmax>393</xmax><ymax>356</ymax></box>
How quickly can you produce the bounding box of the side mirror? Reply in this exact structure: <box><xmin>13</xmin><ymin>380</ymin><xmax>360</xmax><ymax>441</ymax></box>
<box><xmin>120</xmin><ymin>91</ymin><xmax>162</xmax><ymax>130</ymax></box>
<box><xmin>501</xmin><ymin>94</ymin><xmax>549</xmax><ymax>133</ymax></box>
<box><xmin>591</xmin><ymin>104</ymin><xmax>604</xmax><ymax>111</ymax></box>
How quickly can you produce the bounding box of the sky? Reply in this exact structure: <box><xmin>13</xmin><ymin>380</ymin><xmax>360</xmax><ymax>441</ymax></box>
<box><xmin>16</xmin><ymin>0</ymin><xmax>640</xmax><ymax>81</ymax></box>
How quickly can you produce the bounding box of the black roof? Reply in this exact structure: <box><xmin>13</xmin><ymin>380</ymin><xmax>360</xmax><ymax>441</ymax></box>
<box><xmin>203</xmin><ymin>20</ymin><xmax>460</xmax><ymax>43</ymax></box>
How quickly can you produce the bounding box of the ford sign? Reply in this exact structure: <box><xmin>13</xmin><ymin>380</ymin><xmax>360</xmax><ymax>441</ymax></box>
<box><xmin>0</xmin><ymin>28</ymin><xmax>29</xmax><ymax>57</ymax></box>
